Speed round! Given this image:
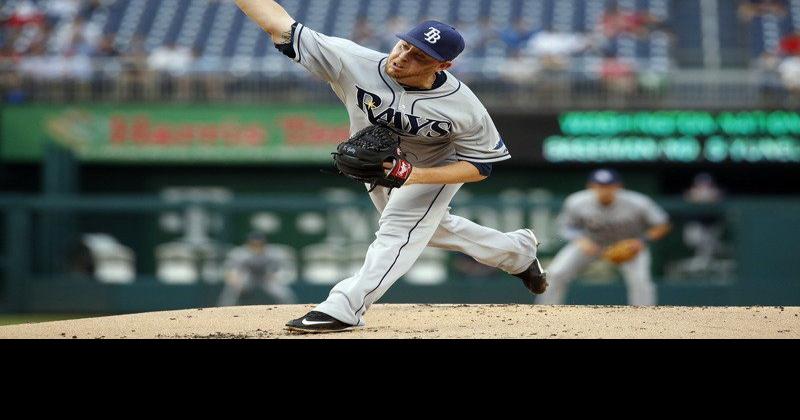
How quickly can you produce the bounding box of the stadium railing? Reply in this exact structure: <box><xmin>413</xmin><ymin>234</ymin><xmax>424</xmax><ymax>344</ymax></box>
<box><xmin>2</xmin><ymin>59</ymin><xmax>799</xmax><ymax>110</ymax></box>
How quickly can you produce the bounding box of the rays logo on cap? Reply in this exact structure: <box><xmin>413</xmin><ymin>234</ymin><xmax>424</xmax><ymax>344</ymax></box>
<box><xmin>424</xmin><ymin>27</ymin><xmax>441</xmax><ymax>44</ymax></box>
<box><xmin>396</xmin><ymin>20</ymin><xmax>466</xmax><ymax>61</ymax></box>
<box><xmin>589</xmin><ymin>168</ymin><xmax>621</xmax><ymax>185</ymax></box>
<box><xmin>596</xmin><ymin>170</ymin><xmax>613</xmax><ymax>183</ymax></box>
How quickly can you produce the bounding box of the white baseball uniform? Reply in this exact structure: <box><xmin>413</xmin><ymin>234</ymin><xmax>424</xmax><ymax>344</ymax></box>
<box><xmin>280</xmin><ymin>23</ymin><xmax>539</xmax><ymax>326</ymax></box>
<box><xmin>536</xmin><ymin>189</ymin><xmax>670</xmax><ymax>306</ymax></box>
<box><xmin>217</xmin><ymin>245</ymin><xmax>297</xmax><ymax>306</ymax></box>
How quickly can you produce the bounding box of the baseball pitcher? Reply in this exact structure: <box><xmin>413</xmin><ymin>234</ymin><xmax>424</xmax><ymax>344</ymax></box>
<box><xmin>536</xmin><ymin>169</ymin><xmax>671</xmax><ymax>306</ymax></box>
<box><xmin>234</xmin><ymin>0</ymin><xmax>547</xmax><ymax>333</ymax></box>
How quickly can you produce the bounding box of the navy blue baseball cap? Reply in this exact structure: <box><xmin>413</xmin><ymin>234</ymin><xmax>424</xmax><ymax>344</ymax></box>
<box><xmin>588</xmin><ymin>169</ymin><xmax>623</xmax><ymax>185</ymax></box>
<box><xmin>396</xmin><ymin>20</ymin><xmax>466</xmax><ymax>62</ymax></box>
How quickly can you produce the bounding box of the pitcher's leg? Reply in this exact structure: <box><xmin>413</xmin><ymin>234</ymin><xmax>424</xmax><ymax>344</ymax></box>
<box><xmin>535</xmin><ymin>242</ymin><xmax>595</xmax><ymax>304</ymax></box>
<box><xmin>315</xmin><ymin>183</ymin><xmax>461</xmax><ymax>326</ymax></box>
<box><xmin>620</xmin><ymin>249</ymin><xmax>656</xmax><ymax>306</ymax></box>
<box><xmin>428</xmin><ymin>213</ymin><xmax>539</xmax><ymax>274</ymax></box>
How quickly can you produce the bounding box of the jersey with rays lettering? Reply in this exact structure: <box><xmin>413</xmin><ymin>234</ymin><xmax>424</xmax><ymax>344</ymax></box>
<box><xmin>284</xmin><ymin>22</ymin><xmax>510</xmax><ymax>168</ymax></box>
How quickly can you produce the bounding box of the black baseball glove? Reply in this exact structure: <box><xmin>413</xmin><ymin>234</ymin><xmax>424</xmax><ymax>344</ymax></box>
<box><xmin>331</xmin><ymin>124</ymin><xmax>413</xmax><ymax>191</ymax></box>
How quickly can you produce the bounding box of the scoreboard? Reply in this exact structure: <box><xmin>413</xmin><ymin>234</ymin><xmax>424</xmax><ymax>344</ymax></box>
<box><xmin>498</xmin><ymin>111</ymin><xmax>800</xmax><ymax>165</ymax></box>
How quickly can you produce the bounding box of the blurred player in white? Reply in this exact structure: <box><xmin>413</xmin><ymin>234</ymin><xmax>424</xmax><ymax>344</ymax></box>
<box><xmin>217</xmin><ymin>232</ymin><xmax>297</xmax><ymax>306</ymax></box>
<box><xmin>537</xmin><ymin>169</ymin><xmax>671</xmax><ymax>306</ymax></box>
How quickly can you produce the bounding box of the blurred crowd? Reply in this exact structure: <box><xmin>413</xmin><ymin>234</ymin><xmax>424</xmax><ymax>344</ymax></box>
<box><xmin>3</xmin><ymin>0</ymin><xmax>800</xmax><ymax>102</ymax></box>
<box><xmin>0</xmin><ymin>0</ymin><xmax>673</xmax><ymax>102</ymax></box>
<box><xmin>353</xmin><ymin>2</ymin><xmax>671</xmax><ymax>96</ymax></box>
<box><xmin>0</xmin><ymin>0</ymin><xmax>217</xmax><ymax>102</ymax></box>
<box><xmin>739</xmin><ymin>0</ymin><xmax>800</xmax><ymax>97</ymax></box>
<box><xmin>1</xmin><ymin>1</ymin><xmax>112</xmax><ymax>80</ymax></box>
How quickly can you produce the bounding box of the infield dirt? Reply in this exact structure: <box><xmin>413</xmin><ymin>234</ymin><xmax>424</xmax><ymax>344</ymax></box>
<box><xmin>1</xmin><ymin>304</ymin><xmax>798</xmax><ymax>338</ymax></box>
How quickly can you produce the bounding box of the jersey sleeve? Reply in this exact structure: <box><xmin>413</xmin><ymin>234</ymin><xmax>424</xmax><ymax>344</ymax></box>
<box><xmin>286</xmin><ymin>22</ymin><xmax>359</xmax><ymax>83</ymax></box>
<box><xmin>453</xmin><ymin>111</ymin><xmax>511</xmax><ymax>164</ymax></box>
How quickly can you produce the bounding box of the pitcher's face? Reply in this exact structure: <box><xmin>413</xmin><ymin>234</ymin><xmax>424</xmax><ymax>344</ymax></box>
<box><xmin>386</xmin><ymin>40</ymin><xmax>450</xmax><ymax>81</ymax></box>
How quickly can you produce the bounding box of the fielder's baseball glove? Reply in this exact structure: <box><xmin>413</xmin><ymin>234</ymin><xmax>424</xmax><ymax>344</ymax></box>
<box><xmin>602</xmin><ymin>239</ymin><xmax>643</xmax><ymax>264</ymax></box>
<box><xmin>332</xmin><ymin>124</ymin><xmax>412</xmax><ymax>191</ymax></box>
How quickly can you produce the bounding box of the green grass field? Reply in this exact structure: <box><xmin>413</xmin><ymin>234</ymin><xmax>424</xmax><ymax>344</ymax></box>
<box><xmin>0</xmin><ymin>314</ymin><xmax>95</xmax><ymax>326</ymax></box>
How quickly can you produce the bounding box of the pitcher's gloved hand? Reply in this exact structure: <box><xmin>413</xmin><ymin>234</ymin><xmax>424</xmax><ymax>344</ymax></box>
<box><xmin>332</xmin><ymin>124</ymin><xmax>412</xmax><ymax>190</ymax></box>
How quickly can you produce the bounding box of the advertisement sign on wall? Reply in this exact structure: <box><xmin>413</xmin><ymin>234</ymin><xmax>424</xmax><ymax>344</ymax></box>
<box><xmin>1</xmin><ymin>105</ymin><xmax>350</xmax><ymax>163</ymax></box>
<box><xmin>3</xmin><ymin>107</ymin><xmax>799</xmax><ymax>165</ymax></box>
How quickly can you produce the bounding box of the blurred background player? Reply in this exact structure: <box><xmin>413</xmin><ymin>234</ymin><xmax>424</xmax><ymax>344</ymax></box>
<box><xmin>217</xmin><ymin>232</ymin><xmax>296</xmax><ymax>306</ymax></box>
<box><xmin>536</xmin><ymin>169</ymin><xmax>671</xmax><ymax>306</ymax></box>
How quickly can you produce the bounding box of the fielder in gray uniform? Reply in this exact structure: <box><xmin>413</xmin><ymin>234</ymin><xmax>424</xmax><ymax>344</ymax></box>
<box><xmin>536</xmin><ymin>169</ymin><xmax>671</xmax><ymax>306</ymax></box>
<box><xmin>234</xmin><ymin>0</ymin><xmax>547</xmax><ymax>333</ymax></box>
<box><xmin>217</xmin><ymin>232</ymin><xmax>297</xmax><ymax>306</ymax></box>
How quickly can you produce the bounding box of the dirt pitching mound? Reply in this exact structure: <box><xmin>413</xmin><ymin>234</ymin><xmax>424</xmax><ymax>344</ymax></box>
<box><xmin>0</xmin><ymin>304</ymin><xmax>797</xmax><ymax>339</ymax></box>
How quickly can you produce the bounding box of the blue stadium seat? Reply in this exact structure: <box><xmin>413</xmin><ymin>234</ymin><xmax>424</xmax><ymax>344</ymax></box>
<box><xmin>2</xmin><ymin>0</ymin><xmax>689</xmax><ymax>75</ymax></box>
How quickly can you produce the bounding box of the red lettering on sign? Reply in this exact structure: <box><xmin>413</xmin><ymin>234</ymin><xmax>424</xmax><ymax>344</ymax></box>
<box><xmin>280</xmin><ymin>116</ymin><xmax>350</xmax><ymax>145</ymax></box>
<box><xmin>110</xmin><ymin>116</ymin><xmax>128</xmax><ymax>144</ymax></box>
<box><xmin>241</xmin><ymin>125</ymin><xmax>266</xmax><ymax>146</ymax></box>
<box><xmin>152</xmin><ymin>125</ymin><xmax>172</xmax><ymax>144</ymax></box>
<box><xmin>200</xmin><ymin>125</ymin><xmax>218</xmax><ymax>144</ymax></box>
<box><xmin>131</xmin><ymin>117</ymin><xmax>150</xmax><ymax>144</ymax></box>
<box><xmin>104</xmin><ymin>115</ymin><xmax>267</xmax><ymax>148</ymax></box>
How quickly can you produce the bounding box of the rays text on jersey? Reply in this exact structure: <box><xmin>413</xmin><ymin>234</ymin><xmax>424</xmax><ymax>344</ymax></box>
<box><xmin>355</xmin><ymin>85</ymin><xmax>453</xmax><ymax>138</ymax></box>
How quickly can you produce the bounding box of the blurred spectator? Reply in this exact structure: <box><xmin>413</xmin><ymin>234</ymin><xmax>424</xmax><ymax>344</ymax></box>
<box><xmin>3</xmin><ymin>0</ymin><xmax>45</xmax><ymax>29</ymax></box>
<box><xmin>600</xmin><ymin>51</ymin><xmax>637</xmax><ymax>95</ymax></box>
<box><xmin>44</xmin><ymin>0</ymin><xmax>82</xmax><ymax>21</ymax></box>
<box><xmin>738</xmin><ymin>0</ymin><xmax>788</xmax><ymax>22</ymax></box>
<box><xmin>599</xmin><ymin>1</ymin><xmax>666</xmax><ymax>39</ymax></box>
<box><xmin>23</xmin><ymin>17</ymin><xmax>55</xmax><ymax>53</ymax></box>
<box><xmin>51</xmin><ymin>15</ymin><xmax>101</xmax><ymax>55</ymax></box>
<box><xmin>499</xmin><ymin>18</ymin><xmax>536</xmax><ymax>54</ymax></box>
<box><xmin>1</xmin><ymin>69</ymin><xmax>26</xmax><ymax>104</ymax></box>
<box><xmin>498</xmin><ymin>49</ymin><xmax>540</xmax><ymax>84</ymax></box>
<box><xmin>18</xmin><ymin>41</ymin><xmax>62</xmax><ymax>79</ymax></box>
<box><xmin>0</xmin><ymin>35</ymin><xmax>21</xmax><ymax>63</ymax></box>
<box><xmin>119</xmin><ymin>35</ymin><xmax>148</xmax><ymax>99</ymax></box>
<box><xmin>188</xmin><ymin>46</ymin><xmax>224</xmax><ymax>100</ymax></box>
<box><xmin>92</xmin><ymin>33</ymin><xmax>119</xmax><ymax>58</ymax></box>
<box><xmin>684</xmin><ymin>173</ymin><xmax>724</xmax><ymax>204</ymax></box>
<box><xmin>778</xmin><ymin>31</ymin><xmax>800</xmax><ymax>57</ymax></box>
<box><xmin>777</xmin><ymin>56</ymin><xmax>800</xmax><ymax>95</ymax></box>
<box><xmin>121</xmin><ymin>35</ymin><xmax>147</xmax><ymax>74</ymax></box>
<box><xmin>148</xmin><ymin>41</ymin><xmax>194</xmax><ymax>76</ymax></box>
<box><xmin>525</xmin><ymin>28</ymin><xmax>589</xmax><ymax>70</ymax></box>
<box><xmin>90</xmin><ymin>33</ymin><xmax>121</xmax><ymax>80</ymax></box>
<box><xmin>78</xmin><ymin>0</ymin><xmax>104</xmax><ymax>20</ymax></box>
<box><xmin>217</xmin><ymin>232</ymin><xmax>297</xmax><ymax>306</ymax></box>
